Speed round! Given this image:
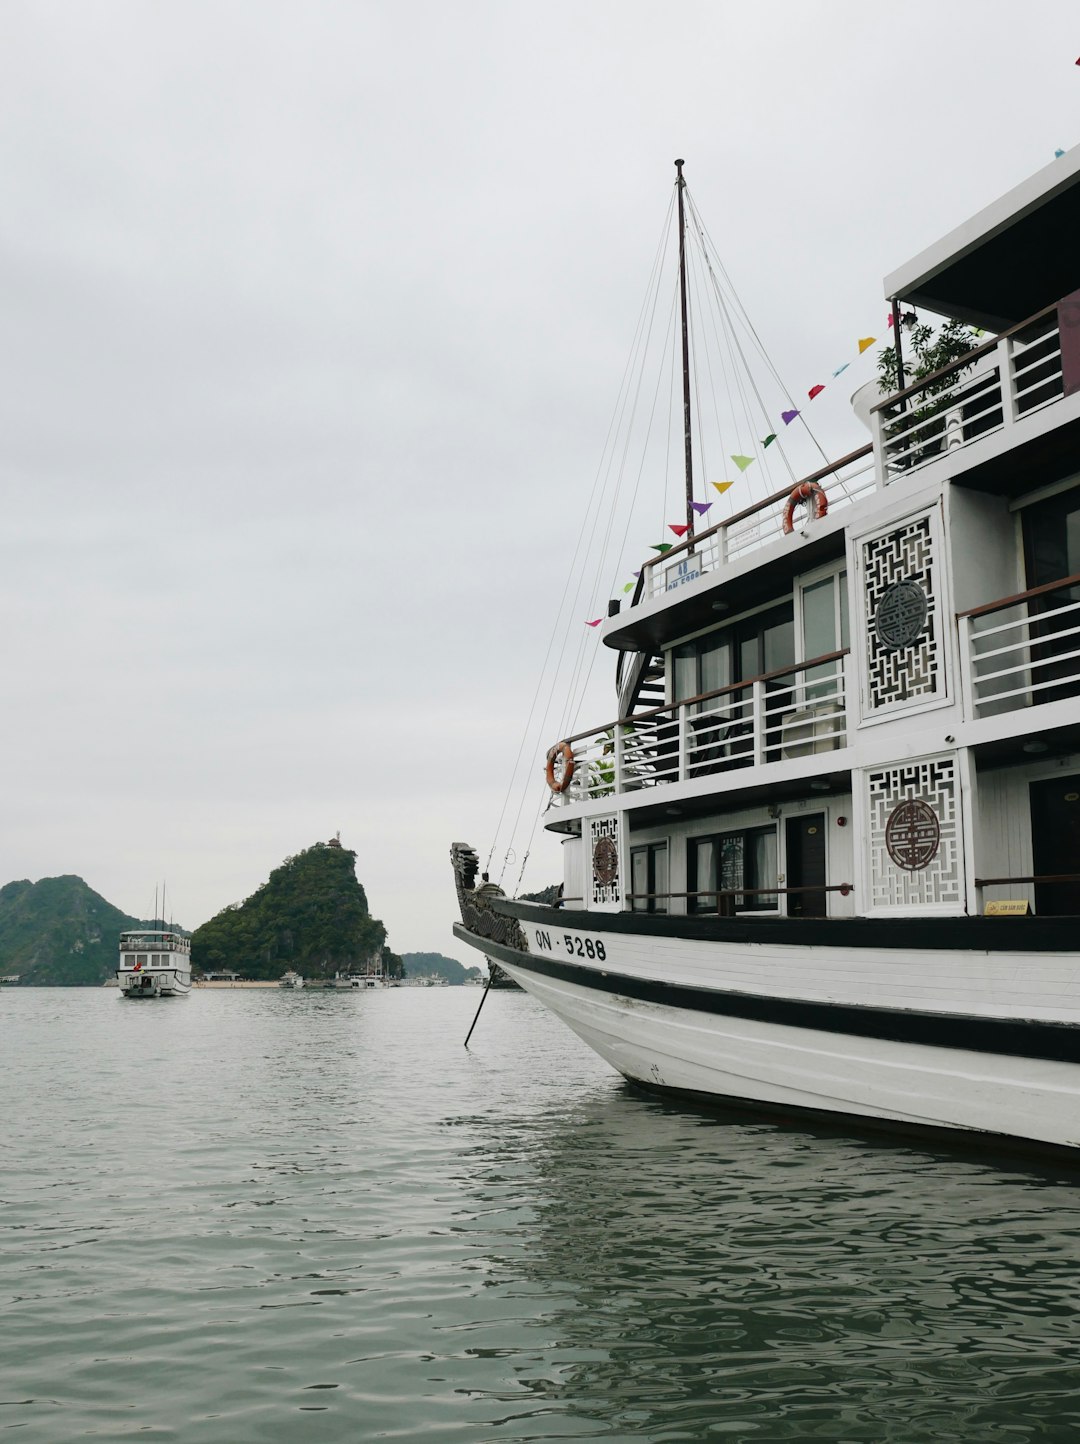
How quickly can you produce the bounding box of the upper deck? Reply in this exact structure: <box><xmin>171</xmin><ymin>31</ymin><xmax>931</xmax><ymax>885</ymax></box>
<box><xmin>547</xmin><ymin>156</ymin><xmax>1080</xmax><ymax>834</ymax></box>
<box><xmin>119</xmin><ymin>931</ymin><xmax>191</xmax><ymax>954</ymax></box>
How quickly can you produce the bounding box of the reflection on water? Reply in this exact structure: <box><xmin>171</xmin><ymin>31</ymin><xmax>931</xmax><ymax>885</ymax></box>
<box><xmin>3</xmin><ymin>988</ymin><xmax>1080</xmax><ymax>1442</ymax></box>
<box><xmin>467</xmin><ymin>1091</ymin><xmax>1080</xmax><ymax>1440</ymax></box>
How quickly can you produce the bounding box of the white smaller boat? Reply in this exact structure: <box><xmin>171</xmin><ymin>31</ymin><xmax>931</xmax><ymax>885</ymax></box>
<box><xmin>278</xmin><ymin>970</ymin><xmax>305</xmax><ymax>989</ymax></box>
<box><xmin>117</xmin><ymin>928</ymin><xmax>192</xmax><ymax>998</ymax></box>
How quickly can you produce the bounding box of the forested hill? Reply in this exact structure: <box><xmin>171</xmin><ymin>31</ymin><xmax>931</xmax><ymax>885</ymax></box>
<box><xmin>0</xmin><ymin>876</ymin><xmax>148</xmax><ymax>986</ymax></box>
<box><xmin>192</xmin><ymin>841</ymin><xmax>402</xmax><ymax>981</ymax></box>
<box><xmin>401</xmin><ymin>952</ymin><xmax>482</xmax><ymax>985</ymax></box>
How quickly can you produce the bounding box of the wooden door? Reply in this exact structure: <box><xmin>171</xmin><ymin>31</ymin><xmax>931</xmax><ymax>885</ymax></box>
<box><xmin>1030</xmin><ymin>776</ymin><xmax>1080</xmax><ymax>915</ymax></box>
<box><xmin>786</xmin><ymin>813</ymin><xmax>827</xmax><ymax>917</ymax></box>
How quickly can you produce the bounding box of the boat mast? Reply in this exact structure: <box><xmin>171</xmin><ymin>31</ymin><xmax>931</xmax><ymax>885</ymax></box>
<box><xmin>675</xmin><ymin>159</ymin><xmax>695</xmax><ymax>547</ymax></box>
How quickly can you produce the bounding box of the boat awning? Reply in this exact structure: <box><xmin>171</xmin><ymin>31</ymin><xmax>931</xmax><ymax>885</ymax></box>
<box><xmin>883</xmin><ymin>146</ymin><xmax>1080</xmax><ymax>332</ymax></box>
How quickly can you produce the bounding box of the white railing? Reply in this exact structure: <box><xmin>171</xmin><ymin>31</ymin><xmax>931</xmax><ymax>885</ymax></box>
<box><xmin>642</xmin><ymin>453</ymin><xmax>877</xmax><ymax>602</ymax></box>
<box><xmin>553</xmin><ymin>652</ymin><xmax>848</xmax><ymax>803</ymax></box>
<box><xmin>957</xmin><ymin>573</ymin><xmax>1080</xmax><ymax>718</ymax></box>
<box><xmin>875</xmin><ymin>309</ymin><xmax>1064</xmax><ymax>482</ymax></box>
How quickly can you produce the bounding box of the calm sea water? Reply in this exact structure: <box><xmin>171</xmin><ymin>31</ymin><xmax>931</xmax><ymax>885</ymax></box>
<box><xmin>4</xmin><ymin>988</ymin><xmax>1080</xmax><ymax>1443</ymax></box>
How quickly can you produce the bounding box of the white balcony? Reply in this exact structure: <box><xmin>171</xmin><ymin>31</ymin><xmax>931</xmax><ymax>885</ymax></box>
<box><xmin>637</xmin><ymin>455</ymin><xmax>877</xmax><ymax>603</ymax></box>
<box><xmin>873</xmin><ymin>307</ymin><xmax>1066</xmax><ymax>481</ymax></box>
<box><xmin>552</xmin><ymin>652</ymin><xmax>848</xmax><ymax>805</ymax></box>
<box><xmin>958</xmin><ymin>573</ymin><xmax>1080</xmax><ymax>722</ymax></box>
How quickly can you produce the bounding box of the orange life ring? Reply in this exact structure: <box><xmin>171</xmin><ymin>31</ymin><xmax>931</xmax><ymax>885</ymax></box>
<box><xmin>545</xmin><ymin>741</ymin><xmax>575</xmax><ymax>793</ymax></box>
<box><xmin>781</xmin><ymin>480</ymin><xmax>828</xmax><ymax>535</ymax></box>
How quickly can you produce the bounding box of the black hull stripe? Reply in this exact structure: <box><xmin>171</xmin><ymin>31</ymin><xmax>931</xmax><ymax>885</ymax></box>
<box><xmin>495</xmin><ymin>900</ymin><xmax>1080</xmax><ymax>954</ymax></box>
<box><xmin>453</xmin><ymin>923</ymin><xmax>1080</xmax><ymax>1066</ymax></box>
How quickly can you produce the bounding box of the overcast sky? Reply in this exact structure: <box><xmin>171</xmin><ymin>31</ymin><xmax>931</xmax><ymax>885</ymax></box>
<box><xmin>2</xmin><ymin>1</ymin><xmax>1077</xmax><ymax>956</ymax></box>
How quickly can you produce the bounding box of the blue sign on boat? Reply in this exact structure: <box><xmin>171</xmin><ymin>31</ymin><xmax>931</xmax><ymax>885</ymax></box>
<box><xmin>665</xmin><ymin>556</ymin><xmax>701</xmax><ymax>591</ymax></box>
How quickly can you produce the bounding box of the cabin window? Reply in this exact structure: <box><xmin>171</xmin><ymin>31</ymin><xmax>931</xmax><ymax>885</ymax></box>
<box><xmin>799</xmin><ymin>571</ymin><xmax>848</xmax><ymax>701</ymax></box>
<box><xmin>689</xmin><ymin>826</ymin><xmax>778</xmax><ymax>913</ymax></box>
<box><xmin>673</xmin><ymin>633</ymin><xmax>730</xmax><ymax>703</ymax></box>
<box><xmin>630</xmin><ymin>843</ymin><xmax>668</xmax><ymax>913</ymax></box>
<box><xmin>137</xmin><ymin>955</ymin><xmax>148</xmax><ymax>965</ymax></box>
<box><xmin>125</xmin><ymin>954</ymin><xmax>136</xmax><ymax>964</ymax></box>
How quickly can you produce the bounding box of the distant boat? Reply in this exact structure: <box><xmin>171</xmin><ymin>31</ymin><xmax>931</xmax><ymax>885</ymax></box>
<box><xmin>117</xmin><ymin>927</ymin><xmax>191</xmax><ymax>998</ymax></box>
<box><xmin>278</xmin><ymin>970</ymin><xmax>305</xmax><ymax>989</ymax></box>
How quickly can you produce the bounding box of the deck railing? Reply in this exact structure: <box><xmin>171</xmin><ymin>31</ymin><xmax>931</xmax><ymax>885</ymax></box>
<box><xmin>638</xmin><ymin>449</ymin><xmax>876</xmax><ymax>601</ymax></box>
<box><xmin>553</xmin><ymin>650</ymin><xmax>848</xmax><ymax>803</ymax></box>
<box><xmin>872</xmin><ymin>304</ymin><xmax>1066</xmax><ymax>481</ymax></box>
<box><xmin>957</xmin><ymin>572</ymin><xmax>1080</xmax><ymax>719</ymax></box>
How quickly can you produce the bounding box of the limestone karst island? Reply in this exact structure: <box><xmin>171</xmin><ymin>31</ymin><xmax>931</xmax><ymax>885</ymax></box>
<box><xmin>0</xmin><ymin>840</ymin><xmax>479</xmax><ymax>987</ymax></box>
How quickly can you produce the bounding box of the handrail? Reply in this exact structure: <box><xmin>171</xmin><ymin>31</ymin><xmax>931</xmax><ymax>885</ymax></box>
<box><xmin>869</xmin><ymin>299</ymin><xmax>1060</xmax><ymax>416</ymax></box>
<box><xmin>639</xmin><ymin>444</ymin><xmax>873</xmax><ymax>572</ymax></box>
<box><xmin>975</xmin><ymin>874</ymin><xmax>1080</xmax><ymax>886</ymax></box>
<box><xmin>956</xmin><ymin>571</ymin><xmax>1080</xmax><ymax>621</ymax></box>
<box><xmin>556</xmin><ymin>648</ymin><xmax>849</xmax><ymax>748</ymax></box>
<box><xmin>627</xmin><ymin>884</ymin><xmax>853</xmax><ymax>900</ymax></box>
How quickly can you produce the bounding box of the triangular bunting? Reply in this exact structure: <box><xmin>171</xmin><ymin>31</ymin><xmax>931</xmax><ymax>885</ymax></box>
<box><xmin>650</xmin><ymin>543</ymin><xmax>673</xmax><ymax>554</ymax></box>
<box><xmin>712</xmin><ymin>481</ymin><xmax>734</xmax><ymax>495</ymax></box>
<box><xmin>623</xmin><ymin>582</ymin><xmax>634</xmax><ymax>593</ymax></box>
<box><xmin>887</xmin><ymin>313</ymin><xmax>895</xmax><ymax>328</ymax></box>
<box><xmin>731</xmin><ymin>454</ymin><xmax>754</xmax><ymax>472</ymax></box>
<box><xmin>585</xmin><ymin>618</ymin><xmax>602</xmax><ymax>627</ymax></box>
<box><xmin>691</xmin><ymin>500</ymin><xmax>713</xmax><ymax>516</ymax></box>
<box><xmin>669</xmin><ymin>524</ymin><xmax>689</xmax><ymax>537</ymax></box>
<box><xmin>808</xmin><ymin>384</ymin><xmax>825</xmax><ymax>400</ymax></box>
<box><xmin>781</xmin><ymin>409</ymin><xmax>799</xmax><ymax>425</ymax></box>
<box><xmin>857</xmin><ymin>336</ymin><xmax>876</xmax><ymax>354</ymax></box>
<box><xmin>831</xmin><ymin>363</ymin><xmax>850</xmax><ymax>378</ymax></box>
<box><xmin>1056</xmin><ymin>148</ymin><xmax>1067</xmax><ymax>159</ymax></box>
<box><xmin>761</xmin><ymin>433</ymin><xmax>777</xmax><ymax>449</ymax></box>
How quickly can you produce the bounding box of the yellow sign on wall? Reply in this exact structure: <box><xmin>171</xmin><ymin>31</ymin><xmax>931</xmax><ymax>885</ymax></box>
<box><xmin>985</xmin><ymin>899</ymin><xmax>1030</xmax><ymax>916</ymax></box>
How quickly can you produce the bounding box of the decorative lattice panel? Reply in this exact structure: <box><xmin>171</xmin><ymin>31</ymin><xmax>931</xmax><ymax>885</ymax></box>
<box><xmin>863</xmin><ymin>514</ymin><xmax>940</xmax><ymax>711</ymax></box>
<box><xmin>590</xmin><ymin>816</ymin><xmax>620</xmax><ymax>906</ymax></box>
<box><xmin>866</xmin><ymin>757</ymin><xmax>961</xmax><ymax>909</ymax></box>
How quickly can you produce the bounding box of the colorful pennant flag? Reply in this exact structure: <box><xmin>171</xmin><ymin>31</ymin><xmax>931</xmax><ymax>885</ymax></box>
<box><xmin>585</xmin><ymin>618</ymin><xmax>602</xmax><ymax>627</ymax></box>
<box><xmin>781</xmin><ymin>409</ymin><xmax>799</xmax><ymax>425</ymax></box>
<box><xmin>857</xmin><ymin>336</ymin><xmax>876</xmax><ymax>354</ymax></box>
<box><xmin>669</xmin><ymin>524</ymin><xmax>689</xmax><ymax>537</ymax></box>
<box><xmin>1056</xmin><ymin>149</ymin><xmax>1067</xmax><ymax>159</ymax></box>
<box><xmin>761</xmin><ymin>433</ymin><xmax>777</xmax><ymax>449</ymax></box>
<box><xmin>623</xmin><ymin>582</ymin><xmax>634</xmax><ymax>592</ymax></box>
<box><xmin>712</xmin><ymin>481</ymin><xmax>734</xmax><ymax>495</ymax></box>
<box><xmin>808</xmin><ymin>384</ymin><xmax>825</xmax><ymax>400</ymax></box>
<box><xmin>691</xmin><ymin>500</ymin><xmax>713</xmax><ymax>516</ymax></box>
<box><xmin>731</xmin><ymin>454</ymin><xmax>754</xmax><ymax>472</ymax></box>
<box><xmin>887</xmin><ymin>313</ymin><xmax>895</xmax><ymax>328</ymax></box>
<box><xmin>650</xmin><ymin>542</ymin><xmax>673</xmax><ymax>554</ymax></box>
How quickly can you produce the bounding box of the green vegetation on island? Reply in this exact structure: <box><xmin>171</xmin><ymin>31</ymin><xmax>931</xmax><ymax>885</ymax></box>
<box><xmin>401</xmin><ymin>952</ymin><xmax>482</xmax><ymax>985</ymax></box>
<box><xmin>0</xmin><ymin>876</ymin><xmax>149</xmax><ymax>986</ymax></box>
<box><xmin>191</xmin><ymin>841</ymin><xmax>402</xmax><ymax>981</ymax></box>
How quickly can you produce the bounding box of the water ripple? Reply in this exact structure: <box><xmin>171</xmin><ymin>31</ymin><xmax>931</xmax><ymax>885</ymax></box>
<box><xmin>3</xmin><ymin>989</ymin><xmax>1080</xmax><ymax>1440</ymax></box>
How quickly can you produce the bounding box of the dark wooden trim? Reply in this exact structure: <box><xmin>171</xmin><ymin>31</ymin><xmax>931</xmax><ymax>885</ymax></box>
<box><xmin>494</xmin><ymin>897</ymin><xmax>1080</xmax><ymax>953</ymax></box>
<box><xmin>956</xmin><ymin>570</ymin><xmax>1080</xmax><ymax>620</ymax></box>
<box><xmin>976</xmin><ymin>874</ymin><xmax>1080</xmax><ymax>887</ymax></box>
<box><xmin>625</xmin><ymin>883</ymin><xmax>853</xmax><ymax>900</ymax></box>
<box><xmin>453</xmin><ymin>923</ymin><xmax>1080</xmax><ymax>1065</ymax></box>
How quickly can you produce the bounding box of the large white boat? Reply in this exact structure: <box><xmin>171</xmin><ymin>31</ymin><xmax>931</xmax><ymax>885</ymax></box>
<box><xmin>453</xmin><ymin>152</ymin><xmax>1080</xmax><ymax>1153</ymax></box>
<box><xmin>117</xmin><ymin>927</ymin><xmax>192</xmax><ymax>997</ymax></box>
